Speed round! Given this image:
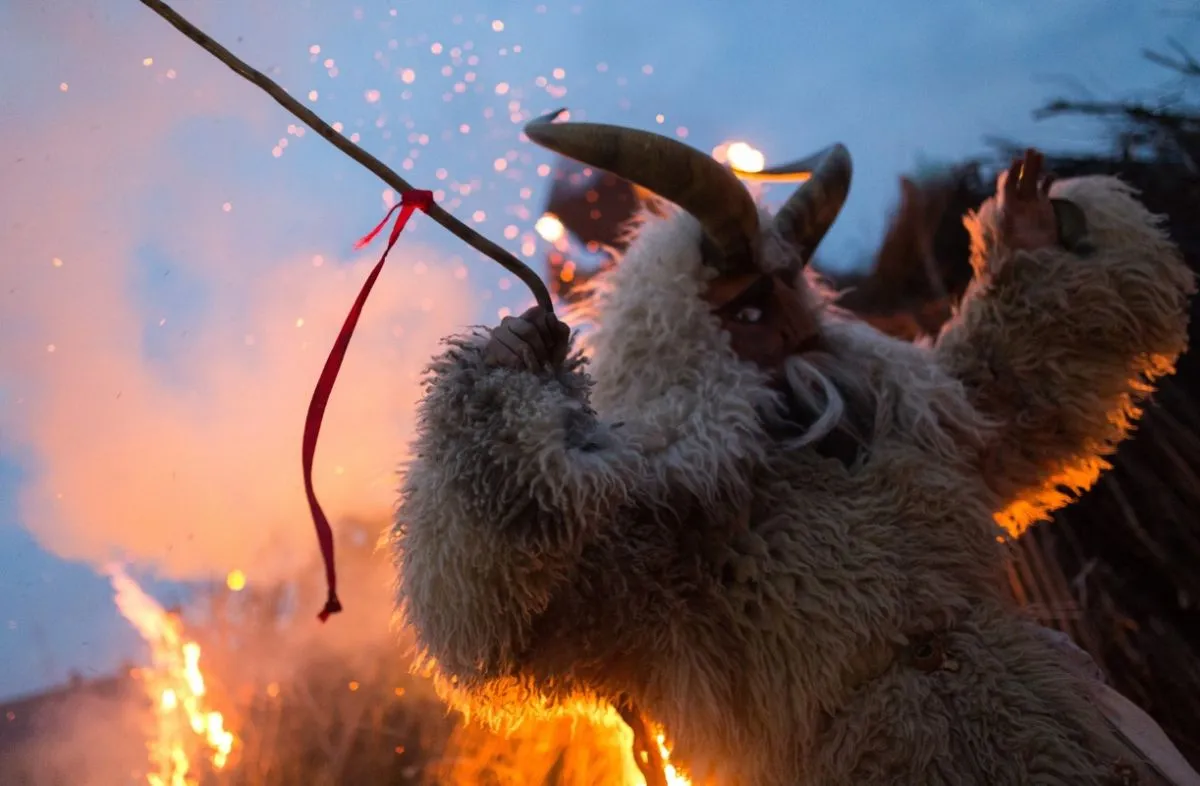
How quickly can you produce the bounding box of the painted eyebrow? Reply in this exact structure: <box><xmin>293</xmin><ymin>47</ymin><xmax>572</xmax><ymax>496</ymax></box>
<box><xmin>715</xmin><ymin>275</ymin><xmax>774</xmax><ymax>315</ymax></box>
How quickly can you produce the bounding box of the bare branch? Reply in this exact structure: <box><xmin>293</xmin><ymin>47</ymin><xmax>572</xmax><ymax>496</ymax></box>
<box><xmin>1034</xmin><ymin>99</ymin><xmax>1198</xmax><ymax>132</ymax></box>
<box><xmin>138</xmin><ymin>0</ymin><xmax>552</xmax><ymax>311</ymax></box>
<box><xmin>1143</xmin><ymin>40</ymin><xmax>1200</xmax><ymax>78</ymax></box>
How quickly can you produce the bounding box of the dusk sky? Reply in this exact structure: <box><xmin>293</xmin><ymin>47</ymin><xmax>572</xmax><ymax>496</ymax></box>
<box><xmin>0</xmin><ymin>0</ymin><xmax>1193</xmax><ymax>701</ymax></box>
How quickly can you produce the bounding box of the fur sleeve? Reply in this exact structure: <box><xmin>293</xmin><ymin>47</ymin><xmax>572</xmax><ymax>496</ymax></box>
<box><xmin>392</xmin><ymin>330</ymin><xmax>645</xmax><ymax>696</ymax></box>
<box><xmin>935</xmin><ymin>176</ymin><xmax>1195</xmax><ymax>535</ymax></box>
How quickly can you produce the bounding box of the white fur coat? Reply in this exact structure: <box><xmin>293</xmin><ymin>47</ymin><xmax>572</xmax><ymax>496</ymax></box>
<box><xmin>393</xmin><ymin>175</ymin><xmax>1194</xmax><ymax>785</ymax></box>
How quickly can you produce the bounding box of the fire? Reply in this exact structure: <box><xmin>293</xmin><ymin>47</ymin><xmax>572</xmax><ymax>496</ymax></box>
<box><xmin>712</xmin><ymin>139</ymin><xmax>766</xmax><ymax>173</ymax></box>
<box><xmin>440</xmin><ymin>695</ymin><xmax>694</xmax><ymax>785</ymax></box>
<box><xmin>656</xmin><ymin>730</ymin><xmax>691</xmax><ymax>786</ymax></box>
<box><xmin>535</xmin><ymin>211</ymin><xmax>566</xmax><ymax>243</ymax></box>
<box><xmin>726</xmin><ymin>142</ymin><xmax>766</xmax><ymax>173</ymax></box>
<box><xmin>108</xmin><ymin>566</ymin><xmax>237</xmax><ymax>786</ymax></box>
<box><xmin>101</xmin><ymin>558</ymin><xmax>690</xmax><ymax>784</ymax></box>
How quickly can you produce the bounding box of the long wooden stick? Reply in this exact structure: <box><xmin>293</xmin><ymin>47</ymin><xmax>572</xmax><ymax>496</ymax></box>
<box><xmin>139</xmin><ymin>3</ymin><xmax>689</xmax><ymax>780</ymax></box>
<box><xmin>139</xmin><ymin>0</ymin><xmax>553</xmax><ymax>311</ymax></box>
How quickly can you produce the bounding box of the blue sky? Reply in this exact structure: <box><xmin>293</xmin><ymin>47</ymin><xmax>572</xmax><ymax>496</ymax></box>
<box><xmin>0</xmin><ymin>0</ymin><xmax>1193</xmax><ymax>701</ymax></box>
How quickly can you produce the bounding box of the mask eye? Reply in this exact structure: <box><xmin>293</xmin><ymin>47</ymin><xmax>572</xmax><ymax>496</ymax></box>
<box><xmin>735</xmin><ymin>306</ymin><xmax>764</xmax><ymax>324</ymax></box>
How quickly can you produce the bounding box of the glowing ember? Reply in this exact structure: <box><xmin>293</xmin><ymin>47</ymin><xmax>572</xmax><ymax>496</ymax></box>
<box><xmin>225</xmin><ymin>569</ymin><xmax>246</xmax><ymax>592</ymax></box>
<box><xmin>712</xmin><ymin>140</ymin><xmax>766</xmax><ymax>173</ymax></box>
<box><xmin>726</xmin><ymin>142</ymin><xmax>765</xmax><ymax>172</ymax></box>
<box><xmin>535</xmin><ymin>212</ymin><xmax>565</xmax><ymax>243</ymax></box>
<box><xmin>108</xmin><ymin>566</ymin><xmax>237</xmax><ymax>786</ymax></box>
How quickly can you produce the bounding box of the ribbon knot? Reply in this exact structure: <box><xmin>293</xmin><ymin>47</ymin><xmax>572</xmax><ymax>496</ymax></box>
<box><xmin>302</xmin><ymin>189</ymin><xmax>434</xmax><ymax>622</ymax></box>
<box><xmin>353</xmin><ymin>189</ymin><xmax>435</xmax><ymax>251</ymax></box>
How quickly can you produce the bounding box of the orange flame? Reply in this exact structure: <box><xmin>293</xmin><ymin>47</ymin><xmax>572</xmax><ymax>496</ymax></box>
<box><xmin>711</xmin><ymin>140</ymin><xmax>766</xmax><ymax>173</ymax></box>
<box><xmin>655</xmin><ymin>730</ymin><xmax>691</xmax><ymax>786</ymax></box>
<box><xmin>108</xmin><ymin>566</ymin><xmax>237</xmax><ymax>785</ymax></box>
<box><xmin>439</xmin><ymin>696</ymin><xmax>693</xmax><ymax>785</ymax></box>
<box><xmin>105</xmin><ymin>564</ymin><xmax>689</xmax><ymax>784</ymax></box>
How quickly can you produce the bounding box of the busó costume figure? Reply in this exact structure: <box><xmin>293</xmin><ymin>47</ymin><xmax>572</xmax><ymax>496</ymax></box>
<box><xmin>393</xmin><ymin>114</ymin><xmax>1198</xmax><ymax>784</ymax></box>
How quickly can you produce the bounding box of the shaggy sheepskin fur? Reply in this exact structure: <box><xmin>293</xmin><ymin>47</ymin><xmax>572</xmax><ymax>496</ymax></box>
<box><xmin>393</xmin><ymin>175</ymin><xmax>1194</xmax><ymax>785</ymax></box>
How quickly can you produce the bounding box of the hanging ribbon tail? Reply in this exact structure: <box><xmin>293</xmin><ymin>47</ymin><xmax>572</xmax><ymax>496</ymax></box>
<box><xmin>302</xmin><ymin>189</ymin><xmax>434</xmax><ymax>622</ymax></box>
<box><xmin>353</xmin><ymin>202</ymin><xmax>404</xmax><ymax>251</ymax></box>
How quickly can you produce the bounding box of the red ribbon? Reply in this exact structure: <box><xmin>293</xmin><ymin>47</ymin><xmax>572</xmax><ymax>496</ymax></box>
<box><xmin>302</xmin><ymin>189</ymin><xmax>434</xmax><ymax>622</ymax></box>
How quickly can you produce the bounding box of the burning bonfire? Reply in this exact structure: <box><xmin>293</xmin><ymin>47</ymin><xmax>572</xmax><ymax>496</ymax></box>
<box><xmin>436</xmin><ymin>698</ymin><xmax>692</xmax><ymax>786</ymax></box>
<box><xmin>104</xmin><ymin>561</ymin><xmax>691</xmax><ymax>785</ymax></box>
<box><xmin>108</xmin><ymin>566</ymin><xmax>237</xmax><ymax>786</ymax></box>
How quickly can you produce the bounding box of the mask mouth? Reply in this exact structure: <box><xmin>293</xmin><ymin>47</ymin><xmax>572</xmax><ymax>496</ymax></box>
<box><xmin>523</xmin><ymin>110</ymin><xmax>854</xmax><ymax>277</ymax></box>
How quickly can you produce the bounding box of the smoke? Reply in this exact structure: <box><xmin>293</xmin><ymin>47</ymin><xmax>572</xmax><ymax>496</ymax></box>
<box><xmin>0</xmin><ymin>3</ymin><xmax>474</xmax><ymax>588</ymax></box>
<box><xmin>2</xmin><ymin>680</ymin><xmax>148</xmax><ymax>786</ymax></box>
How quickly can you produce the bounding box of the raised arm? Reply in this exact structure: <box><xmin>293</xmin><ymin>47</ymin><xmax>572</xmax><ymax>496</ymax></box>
<box><xmin>392</xmin><ymin>306</ymin><xmax>653</xmax><ymax>717</ymax></box>
<box><xmin>393</xmin><ymin>302</ymin><xmax>705</xmax><ymax>729</ymax></box>
<box><xmin>935</xmin><ymin>151</ymin><xmax>1195</xmax><ymax>534</ymax></box>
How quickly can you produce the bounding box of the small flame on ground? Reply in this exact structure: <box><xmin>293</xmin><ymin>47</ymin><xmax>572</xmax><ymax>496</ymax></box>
<box><xmin>655</xmin><ymin>730</ymin><xmax>691</xmax><ymax>786</ymax></box>
<box><xmin>108</xmin><ymin>566</ymin><xmax>237</xmax><ymax>786</ymax></box>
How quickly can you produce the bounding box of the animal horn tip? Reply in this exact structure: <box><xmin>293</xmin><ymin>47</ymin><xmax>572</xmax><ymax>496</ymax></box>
<box><xmin>771</xmin><ymin>142</ymin><xmax>855</xmax><ymax>266</ymax></box>
<box><xmin>822</xmin><ymin>143</ymin><xmax>853</xmax><ymax>171</ymax></box>
<box><xmin>527</xmin><ymin>108</ymin><xmax>569</xmax><ymax>128</ymax></box>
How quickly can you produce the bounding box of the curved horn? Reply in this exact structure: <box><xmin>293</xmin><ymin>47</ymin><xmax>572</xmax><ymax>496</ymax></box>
<box><xmin>768</xmin><ymin>144</ymin><xmax>853</xmax><ymax>266</ymax></box>
<box><xmin>525</xmin><ymin>109</ymin><xmax>760</xmax><ymax>270</ymax></box>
